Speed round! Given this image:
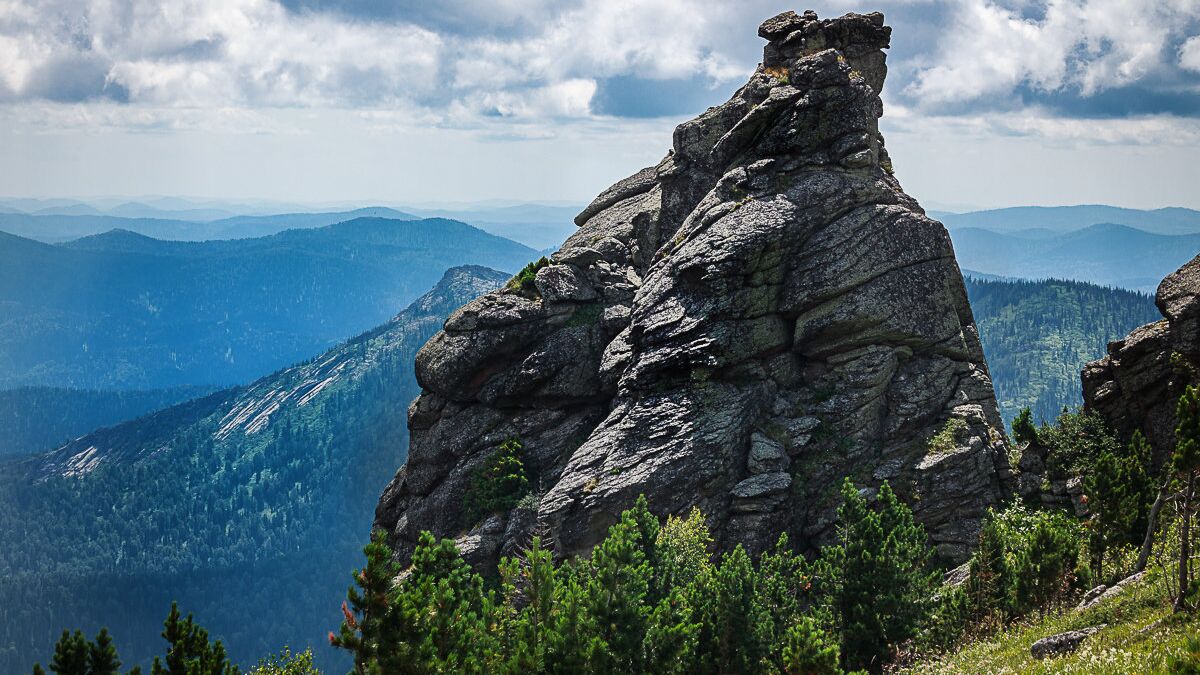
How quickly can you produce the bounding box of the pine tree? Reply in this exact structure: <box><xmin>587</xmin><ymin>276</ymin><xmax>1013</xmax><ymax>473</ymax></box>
<box><xmin>546</xmin><ymin>562</ymin><xmax>595</xmax><ymax>675</ymax></box>
<box><xmin>1012</xmin><ymin>407</ymin><xmax>1038</xmax><ymax>446</ymax></box>
<box><xmin>583</xmin><ymin>511</ymin><xmax>652</xmax><ymax>673</ymax></box>
<box><xmin>398</xmin><ymin>532</ymin><xmax>489</xmax><ymax>672</ymax></box>
<box><xmin>965</xmin><ymin>513</ymin><xmax>1012</xmax><ymax>618</ymax></box>
<box><xmin>1087</xmin><ymin>446</ymin><xmax>1124</xmax><ymax>581</ymax></box>
<box><xmin>330</xmin><ymin>529</ymin><xmax>399</xmax><ymax>675</ymax></box>
<box><xmin>150</xmin><ymin>603</ymin><xmax>236</xmax><ymax>675</ymax></box>
<box><xmin>694</xmin><ymin>544</ymin><xmax>771</xmax><ymax>674</ymax></box>
<box><xmin>642</xmin><ymin>588</ymin><xmax>699</xmax><ymax>674</ymax></box>
<box><xmin>496</xmin><ymin>537</ymin><xmax>557</xmax><ymax>672</ymax></box>
<box><xmin>781</xmin><ymin>616</ymin><xmax>840</xmax><ymax>675</ymax></box>
<box><xmin>48</xmin><ymin>630</ymin><xmax>87</xmax><ymax>675</ymax></box>
<box><xmin>87</xmin><ymin>628</ymin><xmax>121</xmax><ymax>675</ymax></box>
<box><xmin>825</xmin><ymin>478</ymin><xmax>935</xmax><ymax>673</ymax></box>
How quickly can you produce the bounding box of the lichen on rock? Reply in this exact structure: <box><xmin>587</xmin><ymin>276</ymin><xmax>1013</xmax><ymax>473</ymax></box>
<box><xmin>375</xmin><ymin>10</ymin><xmax>1014</xmax><ymax>569</ymax></box>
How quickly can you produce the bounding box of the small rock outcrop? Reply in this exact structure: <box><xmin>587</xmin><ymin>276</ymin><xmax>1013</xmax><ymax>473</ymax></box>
<box><xmin>1083</xmin><ymin>254</ymin><xmax>1200</xmax><ymax>468</ymax></box>
<box><xmin>1075</xmin><ymin>571</ymin><xmax>1146</xmax><ymax>612</ymax></box>
<box><xmin>1030</xmin><ymin>626</ymin><xmax>1105</xmax><ymax>659</ymax></box>
<box><xmin>376</xmin><ymin>10</ymin><xmax>1013</xmax><ymax>569</ymax></box>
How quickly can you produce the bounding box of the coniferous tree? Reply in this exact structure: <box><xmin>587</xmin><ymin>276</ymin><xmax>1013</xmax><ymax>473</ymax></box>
<box><xmin>694</xmin><ymin>544</ymin><xmax>771</xmax><ymax>674</ymax></box>
<box><xmin>331</xmin><ymin>530</ymin><xmax>399</xmax><ymax>675</ymax></box>
<box><xmin>399</xmin><ymin>532</ymin><xmax>490</xmax><ymax>672</ymax></box>
<box><xmin>48</xmin><ymin>630</ymin><xmax>88</xmax><ymax>675</ymax></box>
<box><xmin>965</xmin><ymin>512</ymin><xmax>1012</xmax><ymax>618</ymax></box>
<box><xmin>781</xmin><ymin>616</ymin><xmax>840</xmax><ymax>675</ymax></box>
<box><xmin>87</xmin><ymin>628</ymin><xmax>121</xmax><ymax>675</ymax></box>
<box><xmin>497</xmin><ymin>537</ymin><xmax>557</xmax><ymax>672</ymax></box>
<box><xmin>642</xmin><ymin>588</ymin><xmax>699</xmax><ymax>674</ymax></box>
<box><xmin>1087</xmin><ymin>446</ymin><xmax>1125</xmax><ymax>581</ymax></box>
<box><xmin>150</xmin><ymin>603</ymin><xmax>236</xmax><ymax>675</ymax></box>
<box><xmin>1012</xmin><ymin>407</ymin><xmax>1038</xmax><ymax>446</ymax></box>
<box><xmin>582</xmin><ymin>511</ymin><xmax>652</xmax><ymax>673</ymax></box>
<box><xmin>824</xmin><ymin>478</ymin><xmax>935</xmax><ymax>673</ymax></box>
<box><xmin>546</xmin><ymin>563</ymin><xmax>594</xmax><ymax>675</ymax></box>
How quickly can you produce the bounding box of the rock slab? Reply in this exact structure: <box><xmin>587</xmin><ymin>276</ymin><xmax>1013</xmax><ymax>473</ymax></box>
<box><xmin>1030</xmin><ymin>626</ymin><xmax>1105</xmax><ymax>659</ymax></box>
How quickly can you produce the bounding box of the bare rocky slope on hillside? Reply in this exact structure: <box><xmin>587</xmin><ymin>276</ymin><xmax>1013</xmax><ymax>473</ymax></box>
<box><xmin>377</xmin><ymin>10</ymin><xmax>1014</xmax><ymax>569</ymax></box>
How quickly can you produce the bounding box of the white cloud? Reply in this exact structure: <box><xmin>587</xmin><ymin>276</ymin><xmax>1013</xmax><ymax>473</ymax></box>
<box><xmin>0</xmin><ymin>0</ymin><xmax>757</xmax><ymax>122</ymax></box>
<box><xmin>1182</xmin><ymin>35</ymin><xmax>1200</xmax><ymax>73</ymax></box>
<box><xmin>905</xmin><ymin>0</ymin><xmax>1200</xmax><ymax>104</ymax></box>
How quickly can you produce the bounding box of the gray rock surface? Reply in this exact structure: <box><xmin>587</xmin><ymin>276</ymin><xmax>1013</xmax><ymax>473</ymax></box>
<box><xmin>1083</xmin><ymin>254</ymin><xmax>1200</xmax><ymax>468</ymax></box>
<box><xmin>1076</xmin><ymin>571</ymin><xmax>1146</xmax><ymax>611</ymax></box>
<box><xmin>1030</xmin><ymin>626</ymin><xmax>1105</xmax><ymax>659</ymax></box>
<box><xmin>375</xmin><ymin>10</ymin><xmax>1013</xmax><ymax>569</ymax></box>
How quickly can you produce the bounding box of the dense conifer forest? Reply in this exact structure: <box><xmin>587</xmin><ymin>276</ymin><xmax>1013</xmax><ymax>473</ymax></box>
<box><xmin>965</xmin><ymin>277</ymin><xmax>1160</xmax><ymax>425</ymax></box>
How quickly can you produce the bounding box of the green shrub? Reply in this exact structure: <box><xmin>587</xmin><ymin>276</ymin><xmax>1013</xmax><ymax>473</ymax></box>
<box><xmin>249</xmin><ymin>647</ymin><xmax>319</xmax><ymax>674</ymax></box>
<box><xmin>1040</xmin><ymin>409</ymin><xmax>1120</xmax><ymax>479</ymax></box>
<box><xmin>508</xmin><ymin>257</ymin><xmax>550</xmax><ymax>297</ymax></box>
<box><xmin>928</xmin><ymin>418</ymin><xmax>968</xmax><ymax>456</ymax></box>
<box><xmin>964</xmin><ymin>505</ymin><xmax>1082</xmax><ymax>620</ymax></box>
<box><xmin>462</xmin><ymin>439</ymin><xmax>529</xmax><ymax>527</ymax></box>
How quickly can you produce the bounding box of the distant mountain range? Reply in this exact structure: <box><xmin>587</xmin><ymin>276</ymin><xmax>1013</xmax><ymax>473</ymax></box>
<box><xmin>935</xmin><ymin>204</ymin><xmax>1200</xmax><ymax>236</ymax></box>
<box><xmin>0</xmin><ymin>207</ymin><xmax>417</xmax><ymax>242</ymax></box>
<box><xmin>401</xmin><ymin>203</ymin><xmax>581</xmax><ymax>250</ymax></box>
<box><xmin>0</xmin><ymin>217</ymin><xmax>536</xmax><ymax>390</ymax></box>
<box><xmin>0</xmin><ymin>265</ymin><xmax>508</xmax><ymax>673</ymax></box>
<box><xmin>950</xmin><ymin>223</ymin><xmax>1200</xmax><ymax>292</ymax></box>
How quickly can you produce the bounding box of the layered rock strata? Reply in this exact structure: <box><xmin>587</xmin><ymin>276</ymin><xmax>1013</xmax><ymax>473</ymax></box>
<box><xmin>1083</xmin><ymin>254</ymin><xmax>1200</xmax><ymax>468</ymax></box>
<box><xmin>376</xmin><ymin>10</ymin><xmax>1013</xmax><ymax>567</ymax></box>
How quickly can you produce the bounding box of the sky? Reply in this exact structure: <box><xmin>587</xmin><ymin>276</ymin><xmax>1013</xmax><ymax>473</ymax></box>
<box><xmin>1</xmin><ymin>0</ymin><xmax>1198</xmax><ymax>211</ymax></box>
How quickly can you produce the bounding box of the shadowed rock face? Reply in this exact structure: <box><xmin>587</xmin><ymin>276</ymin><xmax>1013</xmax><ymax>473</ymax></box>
<box><xmin>1083</xmin><ymin>255</ymin><xmax>1200</xmax><ymax>468</ymax></box>
<box><xmin>376</xmin><ymin>10</ymin><xmax>1013</xmax><ymax>568</ymax></box>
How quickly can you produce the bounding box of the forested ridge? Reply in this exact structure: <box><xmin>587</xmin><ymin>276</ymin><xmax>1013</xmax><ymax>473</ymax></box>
<box><xmin>965</xmin><ymin>276</ymin><xmax>1160</xmax><ymax>426</ymax></box>
<box><xmin>0</xmin><ymin>267</ymin><xmax>508</xmax><ymax>673</ymax></box>
<box><xmin>0</xmin><ymin>386</ymin><xmax>216</xmax><ymax>458</ymax></box>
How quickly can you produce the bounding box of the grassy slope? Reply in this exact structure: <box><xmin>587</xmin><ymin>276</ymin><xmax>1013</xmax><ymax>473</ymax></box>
<box><xmin>907</xmin><ymin>571</ymin><xmax>1199</xmax><ymax>673</ymax></box>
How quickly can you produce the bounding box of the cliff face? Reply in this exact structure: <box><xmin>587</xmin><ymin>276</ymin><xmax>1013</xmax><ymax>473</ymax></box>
<box><xmin>376</xmin><ymin>10</ymin><xmax>1013</xmax><ymax>567</ymax></box>
<box><xmin>1083</xmin><ymin>255</ymin><xmax>1200</xmax><ymax>467</ymax></box>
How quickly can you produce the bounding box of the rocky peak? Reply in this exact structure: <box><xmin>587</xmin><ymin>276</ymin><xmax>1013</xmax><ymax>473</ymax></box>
<box><xmin>1083</xmin><ymin>254</ymin><xmax>1200</xmax><ymax>467</ymax></box>
<box><xmin>376</xmin><ymin>10</ymin><xmax>1013</xmax><ymax>569</ymax></box>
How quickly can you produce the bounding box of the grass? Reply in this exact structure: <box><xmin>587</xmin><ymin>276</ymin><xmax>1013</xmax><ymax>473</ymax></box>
<box><xmin>927</xmin><ymin>417</ymin><xmax>968</xmax><ymax>457</ymax></box>
<box><xmin>905</xmin><ymin>570</ymin><xmax>1200</xmax><ymax>673</ymax></box>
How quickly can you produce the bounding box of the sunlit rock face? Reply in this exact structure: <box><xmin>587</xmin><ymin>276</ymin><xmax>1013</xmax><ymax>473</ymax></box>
<box><xmin>376</xmin><ymin>10</ymin><xmax>1013</xmax><ymax>569</ymax></box>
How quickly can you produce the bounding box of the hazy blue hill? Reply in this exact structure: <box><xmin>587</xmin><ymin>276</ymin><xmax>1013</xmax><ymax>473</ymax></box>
<box><xmin>0</xmin><ymin>265</ymin><xmax>507</xmax><ymax>673</ymax></box>
<box><xmin>0</xmin><ymin>206</ymin><xmax>417</xmax><ymax>242</ymax></box>
<box><xmin>402</xmin><ymin>203</ymin><xmax>581</xmax><ymax>249</ymax></box>
<box><xmin>0</xmin><ymin>213</ymin><xmax>210</xmax><ymax>242</ymax></box>
<box><xmin>0</xmin><ymin>385</ymin><xmax>218</xmax><ymax>457</ymax></box>
<box><xmin>0</xmin><ymin>218</ymin><xmax>536</xmax><ymax>390</ymax></box>
<box><xmin>950</xmin><ymin>223</ymin><xmax>1200</xmax><ymax>292</ymax></box>
<box><xmin>965</xmin><ymin>276</ymin><xmax>1160</xmax><ymax>427</ymax></box>
<box><xmin>939</xmin><ymin>204</ymin><xmax>1200</xmax><ymax>235</ymax></box>
<box><xmin>107</xmin><ymin>201</ymin><xmax>236</xmax><ymax>221</ymax></box>
<box><xmin>202</xmin><ymin>206</ymin><xmax>417</xmax><ymax>239</ymax></box>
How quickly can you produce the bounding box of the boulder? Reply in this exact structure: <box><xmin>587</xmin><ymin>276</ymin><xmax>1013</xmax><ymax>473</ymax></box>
<box><xmin>1030</xmin><ymin>626</ymin><xmax>1105</xmax><ymax>659</ymax></box>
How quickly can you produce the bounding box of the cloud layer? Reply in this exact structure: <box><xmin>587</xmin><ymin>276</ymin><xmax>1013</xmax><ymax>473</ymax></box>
<box><xmin>3</xmin><ymin>0</ymin><xmax>1198</xmax><ymax>127</ymax></box>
